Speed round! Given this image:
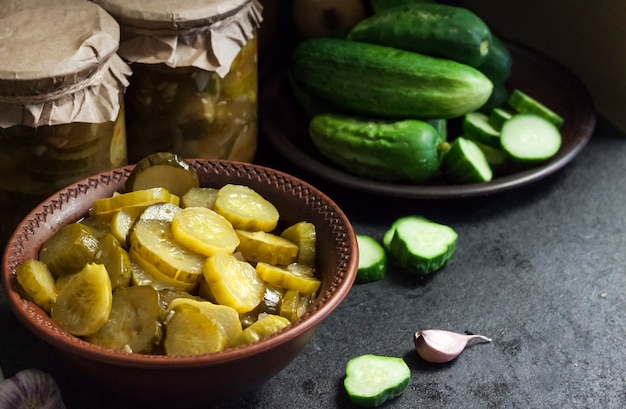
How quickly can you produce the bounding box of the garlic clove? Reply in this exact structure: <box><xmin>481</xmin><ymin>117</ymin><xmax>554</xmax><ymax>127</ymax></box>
<box><xmin>414</xmin><ymin>329</ymin><xmax>492</xmax><ymax>364</ymax></box>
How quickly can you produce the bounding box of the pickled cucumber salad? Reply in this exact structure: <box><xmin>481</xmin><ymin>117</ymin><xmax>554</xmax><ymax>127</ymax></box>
<box><xmin>15</xmin><ymin>153</ymin><xmax>322</xmax><ymax>356</ymax></box>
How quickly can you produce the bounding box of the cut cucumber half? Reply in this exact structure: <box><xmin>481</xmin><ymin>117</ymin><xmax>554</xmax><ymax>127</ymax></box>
<box><xmin>355</xmin><ymin>235</ymin><xmax>387</xmax><ymax>284</ymax></box>
<box><xmin>387</xmin><ymin>216</ymin><xmax>457</xmax><ymax>275</ymax></box>
<box><xmin>442</xmin><ymin>137</ymin><xmax>493</xmax><ymax>184</ymax></box>
<box><xmin>462</xmin><ymin>111</ymin><xmax>500</xmax><ymax>148</ymax></box>
<box><xmin>344</xmin><ymin>354</ymin><xmax>410</xmax><ymax>408</ymax></box>
<box><xmin>508</xmin><ymin>89</ymin><xmax>564</xmax><ymax>127</ymax></box>
<box><xmin>465</xmin><ymin>135</ymin><xmax>508</xmax><ymax>171</ymax></box>
<box><xmin>500</xmin><ymin>114</ymin><xmax>562</xmax><ymax>163</ymax></box>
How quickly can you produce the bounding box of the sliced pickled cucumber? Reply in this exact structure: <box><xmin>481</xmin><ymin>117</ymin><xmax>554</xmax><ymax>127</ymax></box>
<box><xmin>167</xmin><ymin>298</ymin><xmax>243</xmax><ymax>346</ymax></box>
<box><xmin>94</xmin><ymin>234</ymin><xmax>132</xmax><ymax>289</ymax></box>
<box><xmin>15</xmin><ymin>259</ymin><xmax>57</xmax><ymax>313</ymax></box>
<box><xmin>180</xmin><ymin>187</ymin><xmax>219</xmax><ymax>209</ymax></box>
<box><xmin>280</xmin><ymin>289</ymin><xmax>315</xmax><ymax>323</ymax></box>
<box><xmin>110</xmin><ymin>206</ymin><xmax>144</xmax><ymax>248</ymax></box>
<box><xmin>235</xmin><ymin>230</ymin><xmax>299</xmax><ymax>265</ymax></box>
<box><xmin>213</xmin><ymin>184</ymin><xmax>280</xmax><ymax>232</ymax></box>
<box><xmin>202</xmin><ymin>251</ymin><xmax>265</xmax><ymax>314</ymax></box>
<box><xmin>50</xmin><ymin>263</ymin><xmax>113</xmax><ymax>336</ymax></box>
<box><xmin>279</xmin><ymin>289</ymin><xmax>301</xmax><ymax>322</ymax></box>
<box><xmin>129</xmin><ymin>219</ymin><xmax>205</xmax><ymax>284</ymax></box>
<box><xmin>79</xmin><ymin>215</ymin><xmax>113</xmax><ymax>240</ymax></box>
<box><xmin>163</xmin><ymin>305</ymin><xmax>228</xmax><ymax>356</ymax></box>
<box><xmin>125</xmin><ymin>152</ymin><xmax>199</xmax><ymax>197</ymax></box>
<box><xmin>171</xmin><ymin>207</ymin><xmax>240</xmax><ymax>257</ymax></box>
<box><xmin>137</xmin><ymin>202</ymin><xmax>181</xmax><ymax>223</ymax></box>
<box><xmin>235</xmin><ymin>314</ymin><xmax>291</xmax><ymax>346</ymax></box>
<box><xmin>239</xmin><ymin>284</ymin><xmax>285</xmax><ymax>327</ymax></box>
<box><xmin>39</xmin><ymin>223</ymin><xmax>100</xmax><ymax>277</ymax></box>
<box><xmin>256</xmin><ymin>262</ymin><xmax>322</xmax><ymax>294</ymax></box>
<box><xmin>280</xmin><ymin>221</ymin><xmax>317</xmax><ymax>265</ymax></box>
<box><xmin>85</xmin><ymin>286</ymin><xmax>162</xmax><ymax>353</ymax></box>
<box><xmin>92</xmin><ymin>187</ymin><xmax>173</xmax><ymax>216</ymax></box>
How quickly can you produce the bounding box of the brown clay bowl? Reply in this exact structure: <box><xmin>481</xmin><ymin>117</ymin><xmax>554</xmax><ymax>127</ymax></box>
<box><xmin>1</xmin><ymin>159</ymin><xmax>358</xmax><ymax>408</ymax></box>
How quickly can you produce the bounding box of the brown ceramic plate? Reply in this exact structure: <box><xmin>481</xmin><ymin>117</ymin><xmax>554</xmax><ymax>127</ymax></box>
<box><xmin>259</xmin><ymin>42</ymin><xmax>596</xmax><ymax>198</ymax></box>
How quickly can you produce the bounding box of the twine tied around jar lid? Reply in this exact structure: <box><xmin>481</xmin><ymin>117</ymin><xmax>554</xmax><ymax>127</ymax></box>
<box><xmin>93</xmin><ymin>0</ymin><xmax>263</xmax><ymax>78</ymax></box>
<box><xmin>0</xmin><ymin>0</ymin><xmax>131</xmax><ymax>128</ymax></box>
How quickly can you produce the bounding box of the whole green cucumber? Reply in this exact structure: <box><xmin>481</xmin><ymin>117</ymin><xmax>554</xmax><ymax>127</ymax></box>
<box><xmin>309</xmin><ymin>113</ymin><xmax>447</xmax><ymax>183</ymax></box>
<box><xmin>477</xmin><ymin>34</ymin><xmax>512</xmax><ymax>84</ymax></box>
<box><xmin>347</xmin><ymin>3</ymin><xmax>492</xmax><ymax>67</ymax></box>
<box><xmin>290</xmin><ymin>38</ymin><xmax>493</xmax><ymax>120</ymax></box>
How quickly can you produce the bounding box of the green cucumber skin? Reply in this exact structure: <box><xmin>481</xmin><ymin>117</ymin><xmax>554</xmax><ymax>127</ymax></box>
<box><xmin>388</xmin><ymin>219</ymin><xmax>457</xmax><ymax>275</ymax></box>
<box><xmin>477</xmin><ymin>34</ymin><xmax>513</xmax><ymax>84</ymax></box>
<box><xmin>290</xmin><ymin>38</ymin><xmax>494</xmax><ymax>120</ymax></box>
<box><xmin>442</xmin><ymin>137</ymin><xmax>493</xmax><ymax>184</ymax></box>
<box><xmin>309</xmin><ymin>114</ymin><xmax>444</xmax><ymax>183</ymax></box>
<box><xmin>370</xmin><ymin>0</ymin><xmax>436</xmax><ymax>14</ymax></box>
<box><xmin>348</xmin><ymin>3</ymin><xmax>492</xmax><ymax>67</ymax></box>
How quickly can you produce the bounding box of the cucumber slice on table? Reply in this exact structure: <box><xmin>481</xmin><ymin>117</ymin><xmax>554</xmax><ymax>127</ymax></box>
<box><xmin>356</xmin><ymin>235</ymin><xmax>387</xmax><ymax>284</ymax></box>
<box><xmin>500</xmin><ymin>114</ymin><xmax>562</xmax><ymax>163</ymax></box>
<box><xmin>387</xmin><ymin>216</ymin><xmax>457</xmax><ymax>275</ymax></box>
<box><xmin>442</xmin><ymin>137</ymin><xmax>493</xmax><ymax>184</ymax></box>
<box><xmin>508</xmin><ymin>89</ymin><xmax>564</xmax><ymax>127</ymax></box>
<box><xmin>462</xmin><ymin>111</ymin><xmax>500</xmax><ymax>148</ymax></box>
<box><xmin>344</xmin><ymin>354</ymin><xmax>411</xmax><ymax>408</ymax></box>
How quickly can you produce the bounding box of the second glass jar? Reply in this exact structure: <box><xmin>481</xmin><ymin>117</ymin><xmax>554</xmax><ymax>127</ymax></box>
<box><xmin>124</xmin><ymin>38</ymin><xmax>258</xmax><ymax>163</ymax></box>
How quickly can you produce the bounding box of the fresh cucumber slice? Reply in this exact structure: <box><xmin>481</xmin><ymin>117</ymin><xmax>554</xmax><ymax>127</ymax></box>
<box><xmin>344</xmin><ymin>354</ymin><xmax>410</xmax><ymax>408</ymax></box>
<box><xmin>462</xmin><ymin>111</ymin><xmax>500</xmax><ymax>148</ymax></box>
<box><xmin>500</xmin><ymin>114</ymin><xmax>562</xmax><ymax>163</ymax></box>
<box><xmin>488</xmin><ymin>107</ymin><xmax>515</xmax><ymax>130</ymax></box>
<box><xmin>442</xmin><ymin>137</ymin><xmax>493</xmax><ymax>184</ymax></box>
<box><xmin>508</xmin><ymin>89</ymin><xmax>564</xmax><ymax>127</ymax></box>
<box><xmin>465</xmin><ymin>136</ymin><xmax>508</xmax><ymax>172</ymax></box>
<box><xmin>355</xmin><ymin>235</ymin><xmax>387</xmax><ymax>284</ymax></box>
<box><xmin>388</xmin><ymin>216</ymin><xmax>457</xmax><ymax>275</ymax></box>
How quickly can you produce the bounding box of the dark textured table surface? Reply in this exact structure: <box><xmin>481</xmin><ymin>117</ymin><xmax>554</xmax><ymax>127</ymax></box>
<box><xmin>1</xmin><ymin>115</ymin><xmax>625</xmax><ymax>408</ymax></box>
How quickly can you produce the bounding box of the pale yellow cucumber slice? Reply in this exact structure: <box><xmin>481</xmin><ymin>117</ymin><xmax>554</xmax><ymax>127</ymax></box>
<box><xmin>168</xmin><ymin>298</ymin><xmax>243</xmax><ymax>346</ymax></box>
<box><xmin>280</xmin><ymin>221</ymin><xmax>317</xmax><ymax>265</ymax></box>
<box><xmin>129</xmin><ymin>250</ymin><xmax>198</xmax><ymax>293</ymax></box>
<box><xmin>50</xmin><ymin>263</ymin><xmax>112</xmax><ymax>336</ymax></box>
<box><xmin>171</xmin><ymin>207</ymin><xmax>240</xmax><ymax>257</ymax></box>
<box><xmin>256</xmin><ymin>262</ymin><xmax>322</xmax><ymax>294</ymax></box>
<box><xmin>235</xmin><ymin>314</ymin><xmax>291</xmax><ymax>346</ymax></box>
<box><xmin>92</xmin><ymin>187</ymin><xmax>172</xmax><ymax>216</ymax></box>
<box><xmin>202</xmin><ymin>251</ymin><xmax>265</xmax><ymax>314</ymax></box>
<box><xmin>235</xmin><ymin>230</ymin><xmax>299</xmax><ymax>265</ymax></box>
<box><xmin>129</xmin><ymin>219</ymin><xmax>205</xmax><ymax>284</ymax></box>
<box><xmin>110</xmin><ymin>206</ymin><xmax>144</xmax><ymax>248</ymax></box>
<box><xmin>213</xmin><ymin>184</ymin><xmax>280</xmax><ymax>232</ymax></box>
<box><xmin>163</xmin><ymin>306</ymin><xmax>228</xmax><ymax>356</ymax></box>
<box><xmin>180</xmin><ymin>187</ymin><xmax>219</xmax><ymax>209</ymax></box>
<box><xmin>15</xmin><ymin>259</ymin><xmax>58</xmax><ymax>313</ymax></box>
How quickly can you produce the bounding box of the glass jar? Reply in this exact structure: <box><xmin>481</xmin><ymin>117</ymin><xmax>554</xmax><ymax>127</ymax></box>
<box><xmin>94</xmin><ymin>0</ymin><xmax>263</xmax><ymax>164</ymax></box>
<box><xmin>0</xmin><ymin>0</ymin><xmax>131</xmax><ymax>247</ymax></box>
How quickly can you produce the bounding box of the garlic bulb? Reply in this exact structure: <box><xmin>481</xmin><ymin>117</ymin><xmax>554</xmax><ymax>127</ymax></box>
<box><xmin>414</xmin><ymin>329</ymin><xmax>492</xmax><ymax>363</ymax></box>
<box><xmin>0</xmin><ymin>368</ymin><xmax>65</xmax><ymax>409</ymax></box>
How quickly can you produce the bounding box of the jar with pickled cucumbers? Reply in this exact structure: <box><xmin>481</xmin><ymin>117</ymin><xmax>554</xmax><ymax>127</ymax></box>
<box><xmin>93</xmin><ymin>0</ymin><xmax>264</xmax><ymax>164</ymax></box>
<box><xmin>0</xmin><ymin>0</ymin><xmax>131</xmax><ymax>247</ymax></box>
